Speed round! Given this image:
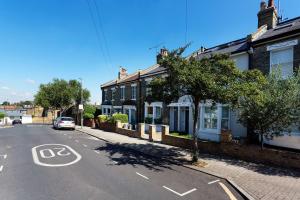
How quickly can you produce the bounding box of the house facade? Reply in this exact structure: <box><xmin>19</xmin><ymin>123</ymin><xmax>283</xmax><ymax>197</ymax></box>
<box><xmin>100</xmin><ymin>0</ymin><xmax>300</xmax><ymax>147</ymax></box>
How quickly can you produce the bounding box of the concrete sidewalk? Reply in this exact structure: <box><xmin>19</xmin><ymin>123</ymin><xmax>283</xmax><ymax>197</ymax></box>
<box><xmin>76</xmin><ymin>126</ymin><xmax>300</xmax><ymax>200</ymax></box>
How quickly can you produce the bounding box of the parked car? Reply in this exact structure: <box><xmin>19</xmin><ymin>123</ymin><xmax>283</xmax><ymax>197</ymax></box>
<box><xmin>53</xmin><ymin>117</ymin><xmax>75</xmax><ymax>130</ymax></box>
<box><xmin>12</xmin><ymin>119</ymin><xmax>22</xmax><ymax>125</ymax></box>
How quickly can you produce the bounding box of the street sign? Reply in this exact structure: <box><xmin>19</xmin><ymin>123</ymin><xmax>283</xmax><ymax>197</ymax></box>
<box><xmin>78</xmin><ymin>104</ymin><xmax>84</xmax><ymax>110</ymax></box>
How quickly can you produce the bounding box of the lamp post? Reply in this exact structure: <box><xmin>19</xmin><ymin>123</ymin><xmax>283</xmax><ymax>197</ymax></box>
<box><xmin>79</xmin><ymin>78</ymin><xmax>83</xmax><ymax>129</ymax></box>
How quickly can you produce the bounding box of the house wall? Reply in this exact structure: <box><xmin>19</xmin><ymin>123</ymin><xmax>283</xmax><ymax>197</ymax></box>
<box><xmin>251</xmin><ymin>36</ymin><xmax>300</xmax><ymax>73</ymax></box>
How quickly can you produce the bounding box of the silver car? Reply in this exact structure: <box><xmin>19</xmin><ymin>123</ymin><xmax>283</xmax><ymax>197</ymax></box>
<box><xmin>53</xmin><ymin>117</ymin><xmax>75</xmax><ymax>130</ymax></box>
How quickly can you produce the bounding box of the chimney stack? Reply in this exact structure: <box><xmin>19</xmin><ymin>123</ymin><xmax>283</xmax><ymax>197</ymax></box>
<box><xmin>118</xmin><ymin>67</ymin><xmax>128</xmax><ymax>79</ymax></box>
<box><xmin>257</xmin><ymin>0</ymin><xmax>278</xmax><ymax>29</ymax></box>
<box><xmin>156</xmin><ymin>48</ymin><xmax>169</xmax><ymax>63</ymax></box>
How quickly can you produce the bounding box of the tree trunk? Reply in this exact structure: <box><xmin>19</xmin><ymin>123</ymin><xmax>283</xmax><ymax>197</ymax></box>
<box><xmin>192</xmin><ymin>98</ymin><xmax>200</xmax><ymax>163</ymax></box>
<box><xmin>260</xmin><ymin>133</ymin><xmax>264</xmax><ymax>150</ymax></box>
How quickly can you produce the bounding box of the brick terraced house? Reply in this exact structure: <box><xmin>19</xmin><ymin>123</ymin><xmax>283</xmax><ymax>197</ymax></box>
<box><xmin>101</xmin><ymin>0</ymin><xmax>300</xmax><ymax>149</ymax></box>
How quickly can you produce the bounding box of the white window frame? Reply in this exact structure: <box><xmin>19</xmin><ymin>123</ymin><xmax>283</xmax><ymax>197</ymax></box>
<box><xmin>269</xmin><ymin>47</ymin><xmax>294</xmax><ymax>79</ymax></box>
<box><xmin>120</xmin><ymin>85</ymin><xmax>125</xmax><ymax>100</ymax></box>
<box><xmin>131</xmin><ymin>84</ymin><xmax>137</xmax><ymax>100</ymax></box>
<box><xmin>104</xmin><ymin>89</ymin><xmax>108</xmax><ymax>101</ymax></box>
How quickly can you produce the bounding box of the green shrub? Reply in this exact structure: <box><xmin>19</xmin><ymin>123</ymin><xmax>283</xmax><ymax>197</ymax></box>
<box><xmin>84</xmin><ymin>104</ymin><xmax>96</xmax><ymax>116</ymax></box>
<box><xmin>0</xmin><ymin>112</ymin><xmax>5</xmax><ymax>119</ymax></box>
<box><xmin>154</xmin><ymin>118</ymin><xmax>162</xmax><ymax>124</ymax></box>
<box><xmin>83</xmin><ymin>113</ymin><xmax>94</xmax><ymax>119</ymax></box>
<box><xmin>144</xmin><ymin>117</ymin><xmax>153</xmax><ymax>124</ymax></box>
<box><xmin>111</xmin><ymin>113</ymin><xmax>128</xmax><ymax>123</ymax></box>
<box><xmin>98</xmin><ymin>115</ymin><xmax>109</xmax><ymax>122</ymax></box>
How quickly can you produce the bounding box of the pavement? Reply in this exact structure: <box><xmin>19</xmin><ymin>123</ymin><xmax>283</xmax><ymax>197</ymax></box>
<box><xmin>76</xmin><ymin>126</ymin><xmax>300</xmax><ymax>200</ymax></box>
<box><xmin>0</xmin><ymin>124</ymin><xmax>244</xmax><ymax>200</ymax></box>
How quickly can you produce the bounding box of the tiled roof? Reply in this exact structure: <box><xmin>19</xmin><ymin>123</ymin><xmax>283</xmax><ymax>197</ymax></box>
<box><xmin>253</xmin><ymin>17</ymin><xmax>300</xmax><ymax>43</ymax></box>
<box><xmin>195</xmin><ymin>38</ymin><xmax>249</xmax><ymax>60</ymax></box>
<box><xmin>140</xmin><ymin>64</ymin><xmax>166</xmax><ymax>77</ymax></box>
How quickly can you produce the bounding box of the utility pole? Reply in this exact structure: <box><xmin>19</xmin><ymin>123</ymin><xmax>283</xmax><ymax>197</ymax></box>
<box><xmin>79</xmin><ymin>78</ymin><xmax>83</xmax><ymax>129</ymax></box>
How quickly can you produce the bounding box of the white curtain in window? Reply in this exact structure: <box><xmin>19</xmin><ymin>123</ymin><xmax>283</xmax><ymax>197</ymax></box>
<box><xmin>271</xmin><ymin>48</ymin><xmax>293</xmax><ymax>78</ymax></box>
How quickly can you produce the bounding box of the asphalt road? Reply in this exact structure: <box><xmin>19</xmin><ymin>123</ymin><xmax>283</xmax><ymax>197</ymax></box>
<box><xmin>0</xmin><ymin>125</ymin><xmax>244</xmax><ymax>200</ymax></box>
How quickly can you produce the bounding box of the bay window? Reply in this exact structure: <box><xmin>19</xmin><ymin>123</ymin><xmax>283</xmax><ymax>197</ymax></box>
<box><xmin>270</xmin><ymin>47</ymin><xmax>294</xmax><ymax>79</ymax></box>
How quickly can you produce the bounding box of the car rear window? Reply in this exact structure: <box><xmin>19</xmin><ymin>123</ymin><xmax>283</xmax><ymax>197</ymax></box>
<box><xmin>61</xmin><ymin>118</ymin><xmax>73</xmax><ymax>121</ymax></box>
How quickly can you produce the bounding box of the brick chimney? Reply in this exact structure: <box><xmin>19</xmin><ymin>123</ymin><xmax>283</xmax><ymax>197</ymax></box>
<box><xmin>156</xmin><ymin>48</ymin><xmax>168</xmax><ymax>63</ymax></box>
<box><xmin>118</xmin><ymin>67</ymin><xmax>128</xmax><ymax>79</ymax></box>
<box><xmin>257</xmin><ymin>0</ymin><xmax>278</xmax><ymax>29</ymax></box>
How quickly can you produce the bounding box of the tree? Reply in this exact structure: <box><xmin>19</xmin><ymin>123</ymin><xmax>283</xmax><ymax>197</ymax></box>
<box><xmin>238</xmin><ymin>69</ymin><xmax>300</xmax><ymax>149</ymax></box>
<box><xmin>150</xmin><ymin>46</ymin><xmax>248</xmax><ymax>162</ymax></box>
<box><xmin>34</xmin><ymin>79</ymin><xmax>90</xmax><ymax>118</ymax></box>
<box><xmin>2</xmin><ymin>101</ymin><xmax>10</xmax><ymax>106</ymax></box>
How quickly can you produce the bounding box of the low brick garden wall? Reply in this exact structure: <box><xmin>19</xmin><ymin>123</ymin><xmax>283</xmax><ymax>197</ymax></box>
<box><xmin>161</xmin><ymin>125</ymin><xmax>300</xmax><ymax>170</ymax></box>
<box><xmin>99</xmin><ymin>122</ymin><xmax>116</xmax><ymax>132</ymax></box>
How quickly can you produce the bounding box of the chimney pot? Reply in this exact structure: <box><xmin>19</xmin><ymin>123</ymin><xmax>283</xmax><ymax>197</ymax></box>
<box><xmin>118</xmin><ymin>67</ymin><xmax>128</xmax><ymax>79</ymax></box>
<box><xmin>260</xmin><ymin>1</ymin><xmax>267</xmax><ymax>11</ymax></box>
<box><xmin>268</xmin><ymin>0</ymin><xmax>275</xmax><ymax>7</ymax></box>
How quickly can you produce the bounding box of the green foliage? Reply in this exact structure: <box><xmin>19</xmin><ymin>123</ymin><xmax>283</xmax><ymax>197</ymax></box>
<box><xmin>170</xmin><ymin>132</ymin><xmax>192</xmax><ymax>139</ymax></box>
<box><xmin>83</xmin><ymin>104</ymin><xmax>96</xmax><ymax>116</ymax></box>
<box><xmin>110</xmin><ymin>113</ymin><xmax>128</xmax><ymax>123</ymax></box>
<box><xmin>83</xmin><ymin>113</ymin><xmax>94</xmax><ymax>119</ymax></box>
<box><xmin>154</xmin><ymin>118</ymin><xmax>162</xmax><ymax>124</ymax></box>
<box><xmin>34</xmin><ymin>79</ymin><xmax>91</xmax><ymax>112</ymax></box>
<box><xmin>144</xmin><ymin>117</ymin><xmax>153</xmax><ymax>124</ymax></box>
<box><xmin>1</xmin><ymin>101</ymin><xmax>10</xmax><ymax>106</ymax></box>
<box><xmin>98</xmin><ymin>115</ymin><xmax>109</xmax><ymax>123</ymax></box>
<box><xmin>0</xmin><ymin>112</ymin><xmax>5</xmax><ymax>119</ymax></box>
<box><xmin>238</xmin><ymin>69</ymin><xmax>300</xmax><ymax>149</ymax></box>
<box><xmin>150</xmin><ymin>46</ymin><xmax>249</xmax><ymax>162</ymax></box>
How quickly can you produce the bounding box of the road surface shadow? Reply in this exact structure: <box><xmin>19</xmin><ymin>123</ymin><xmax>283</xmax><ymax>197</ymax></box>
<box><xmin>95</xmin><ymin>142</ymin><xmax>190</xmax><ymax>172</ymax></box>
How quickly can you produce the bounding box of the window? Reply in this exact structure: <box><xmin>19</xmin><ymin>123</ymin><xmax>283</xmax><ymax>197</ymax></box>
<box><xmin>131</xmin><ymin>85</ymin><xmax>136</xmax><ymax>100</ymax></box>
<box><xmin>145</xmin><ymin>79</ymin><xmax>152</xmax><ymax>96</ymax></box>
<box><xmin>120</xmin><ymin>86</ymin><xmax>125</xmax><ymax>100</ymax></box>
<box><xmin>104</xmin><ymin>90</ymin><xmax>107</xmax><ymax>101</ymax></box>
<box><xmin>270</xmin><ymin>47</ymin><xmax>293</xmax><ymax>79</ymax></box>
<box><xmin>111</xmin><ymin>88</ymin><xmax>116</xmax><ymax>101</ymax></box>
<box><xmin>155</xmin><ymin>107</ymin><xmax>161</xmax><ymax>119</ymax></box>
<box><xmin>204</xmin><ymin>106</ymin><xmax>218</xmax><ymax>129</ymax></box>
<box><xmin>147</xmin><ymin>106</ymin><xmax>153</xmax><ymax>118</ymax></box>
<box><xmin>221</xmin><ymin>106</ymin><xmax>230</xmax><ymax>130</ymax></box>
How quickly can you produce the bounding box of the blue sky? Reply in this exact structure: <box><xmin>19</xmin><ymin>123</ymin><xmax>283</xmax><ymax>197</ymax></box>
<box><xmin>0</xmin><ymin>0</ymin><xmax>299</xmax><ymax>104</ymax></box>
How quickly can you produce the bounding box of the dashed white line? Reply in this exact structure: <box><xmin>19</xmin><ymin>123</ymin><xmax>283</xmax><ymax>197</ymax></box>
<box><xmin>162</xmin><ymin>186</ymin><xmax>197</xmax><ymax>197</ymax></box>
<box><xmin>82</xmin><ymin>144</ymin><xmax>88</xmax><ymax>148</ymax></box>
<box><xmin>136</xmin><ymin>172</ymin><xmax>149</xmax><ymax>180</ymax></box>
<box><xmin>208</xmin><ymin>179</ymin><xmax>220</xmax><ymax>185</ymax></box>
<box><xmin>0</xmin><ymin>154</ymin><xmax>7</xmax><ymax>159</ymax></box>
<box><xmin>219</xmin><ymin>182</ymin><xmax>238</xmax><ymax>200</ymax></box>
<box><xmin>94</xmin><ymin>150</ymin><xmax>100</xmax><ymax>154</ymax></box>
<box><xmin>112</xmin><ymin>161</ymin><xmax>118</xmax><ymax>164</ymax></box>
<box><xmin>0</xmin><ymin>165</ymin><xmax>3</xmax><ymax>172</ymax></box>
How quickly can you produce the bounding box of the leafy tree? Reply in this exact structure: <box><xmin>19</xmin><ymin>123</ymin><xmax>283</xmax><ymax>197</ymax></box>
<box><xmin>1</xmin><ymin>101</ymin><xmax>10</xmax><ymax>106</ymax></box>
<box><xmin>238</xmin><ymin>69</ymin><xmax>300</xmax><ymax>149</ymax></box>
<box><xmin>150</xmin><ymin>46</ymin><xmax>265</xmax><ymax>162</ymax></box>
<box><xmin>34</xmin><ymin>79</ymin><xmax>90</xmax><ymax>118</ymax></box>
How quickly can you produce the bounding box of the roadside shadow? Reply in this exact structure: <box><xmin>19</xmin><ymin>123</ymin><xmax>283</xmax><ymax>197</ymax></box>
<box><xmin>94</xmin><ymin>142</ymin><xmax>191</xmax><ymax>172</ymax></box>
<box><xmin>199</xmin><ymin>153</ymin><xmax>300</xmax><ymax>178</ymax></box>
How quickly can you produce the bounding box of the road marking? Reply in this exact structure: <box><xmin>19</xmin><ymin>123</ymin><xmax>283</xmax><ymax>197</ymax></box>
<box><xmin>82</xmin><ymin>144</ymin><xmax>88</xmax><ymax>147</ymax></box>
<box><xmin>87</xmin><ymin>136</ymin><xmax>100</xmax><ymax>141</ymax></box>
<box><xmin>208</xmin><ymin>179</ymin><xmax>220</xmax><ymax>184</ymax></box>
<box><xmin>136</xmin><ymin>172</ymin><xmax>149</xmax><ymax>180</ymax></box>
<box><xmin>219</xmin><ymin>182</ymin><xmax>238</xmax><ymax>200</ymax></box>
<box><xmin>0</xmin><ymin>154</ymin><xmax>7</xmax><ymax>159</ymax></box>
<box><xmin>94</xmin><ymin>150</ymin><xmax>100</xmax><ymax>154</ymax></box>
<box><xmin>162</xmin><ymin>186</ymin><xmax>197</xmax><ymax>197</ymax></box>
<box><xmin>6</xmin><ymin>145</ymin><xmax>11</xmax><ymax>149</ymax></box>
<box><xmin>112</xmin><ymin>161</ymin><xmax>118</xmax><ymax>164</ymax></box>
<box><xmin>75</xmin><ymin>140</ymin><xmax>79</xmax><ymax>143</ymax></box>
<box><xmin>32</xmin><ymin>144</ymin><xmax>81</xmax><ymax>167</ymax></box>
<box><xmin>0</xmin><ymin>165</ymin><xmax>3</xmax><ymax>172</ymax></box>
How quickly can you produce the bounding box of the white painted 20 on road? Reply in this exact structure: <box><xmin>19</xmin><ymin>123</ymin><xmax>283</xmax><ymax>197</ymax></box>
<box><xmin>32</xmin><ymin>144</ymin><xmax>81</xmax><ymax>167</ymax></box>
